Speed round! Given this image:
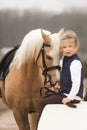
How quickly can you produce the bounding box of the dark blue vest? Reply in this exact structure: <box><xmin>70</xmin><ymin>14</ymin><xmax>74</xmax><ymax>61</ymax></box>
<box><xmin>60</xmin><ymin>54</ymin><xmax>83</xmax><ymax>98</ymax></box>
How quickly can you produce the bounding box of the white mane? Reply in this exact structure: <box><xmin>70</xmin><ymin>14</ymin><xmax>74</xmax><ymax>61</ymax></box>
<box><xmin>11</xmin><ymin>29</ymin><xmax>51</xmax><ymax>68</ymax></box>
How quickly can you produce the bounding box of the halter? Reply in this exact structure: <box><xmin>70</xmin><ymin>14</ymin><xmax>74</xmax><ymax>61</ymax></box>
<box><xmin>40</xmin><ymin>43</ymin><xmax>61</xmax><ymax>98</ymax></box>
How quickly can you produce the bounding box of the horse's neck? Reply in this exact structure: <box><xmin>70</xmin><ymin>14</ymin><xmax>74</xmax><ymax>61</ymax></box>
<box><xmin>21</xmin><ymin>62</ymin><xmax>41</xmax><ymax>77</ymax></box>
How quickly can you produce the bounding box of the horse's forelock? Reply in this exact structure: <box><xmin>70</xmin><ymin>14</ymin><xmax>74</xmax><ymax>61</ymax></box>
<box><xmin>50</xmin><ymin>33</ymin><xmax>61</xmax><ymax>56</ymax></box>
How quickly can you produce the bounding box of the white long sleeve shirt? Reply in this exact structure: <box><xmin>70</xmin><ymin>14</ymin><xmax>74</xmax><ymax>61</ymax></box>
<box><xmin>65</xmin><ymin>59</ymin><xmax>82</xmax><ymax>100</ymax></box>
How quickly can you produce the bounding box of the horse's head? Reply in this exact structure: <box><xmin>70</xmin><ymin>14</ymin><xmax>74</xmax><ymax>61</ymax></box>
<box><xmin>37</xmin><ymin>28</ymin><xmax>64</xmax><ymax>87</ymax></box>
<box><xmin>12</xmin><ymin>28</ymin><xmax>64</xmax><ymax>87</ymax></box>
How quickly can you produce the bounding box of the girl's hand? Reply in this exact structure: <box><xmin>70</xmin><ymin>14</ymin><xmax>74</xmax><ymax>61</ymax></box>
<box><xmin>53</xmin><ymin>82</ymin><xmax>60</xmax><ymax>92</ymax></box>
<box><xmin>62</xmin><ymin>97</ymin><xmax>71</xmax><ymax>104</ymax></box>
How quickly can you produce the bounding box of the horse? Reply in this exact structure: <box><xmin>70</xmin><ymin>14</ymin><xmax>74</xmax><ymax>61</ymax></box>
<box><xmin>0</xmin><ymin>28</ymin><xmax>64</xmax><ymax>130</ymax></box>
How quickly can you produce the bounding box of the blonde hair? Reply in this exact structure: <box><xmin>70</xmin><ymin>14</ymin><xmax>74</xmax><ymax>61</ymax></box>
<box><xmin>61</xmin><ymin>30</ymin><xmax>80</xmax><ymax>46</ymax></box>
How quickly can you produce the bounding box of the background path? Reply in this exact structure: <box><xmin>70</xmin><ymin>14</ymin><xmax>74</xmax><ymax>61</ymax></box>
<box><xmin>0</xmin><ymin>99</ymin><xmax>18</xmax><ymax>130</ymax></box>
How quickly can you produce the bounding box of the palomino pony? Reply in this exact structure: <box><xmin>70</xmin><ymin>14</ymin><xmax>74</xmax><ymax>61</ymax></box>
<box><xmin>0</xmin><ymin>28</ymin><xmax>64</xmax><ymax>130</ymax></box>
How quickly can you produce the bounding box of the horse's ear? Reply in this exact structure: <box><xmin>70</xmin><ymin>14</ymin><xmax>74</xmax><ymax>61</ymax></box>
<box><xmin>58</xmin><ymin>28</ymin><xmax>64</xmax><ymax>36</ymax></box>
<box><xmin>41</xmin><ymin>30</ymin><xmax>51</xmax><ymax>43</ymax></box>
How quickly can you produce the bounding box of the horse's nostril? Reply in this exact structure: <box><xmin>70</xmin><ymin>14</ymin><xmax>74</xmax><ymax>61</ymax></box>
<box><xmin>51</xmin><ymin>82</ymin><xmax>56</xmax><ymax>87</ymax></box>
<box><xmin>51</xmin><ymin>81</ymin><xmax>60</xmax><ymax>87</ymax></box>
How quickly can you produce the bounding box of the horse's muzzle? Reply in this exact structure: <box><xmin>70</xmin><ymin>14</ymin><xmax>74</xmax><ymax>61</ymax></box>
<box><xmin>50</xmin><ymin>81</ymin><xmax>59</xmax><ymax>87</ymax></box>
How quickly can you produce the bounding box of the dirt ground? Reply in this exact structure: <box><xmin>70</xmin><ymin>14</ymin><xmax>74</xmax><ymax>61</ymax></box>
<box><xmin>0</xmin><ymin>99</ymin><xmax>18</xmax><ymax>130</ymax></box>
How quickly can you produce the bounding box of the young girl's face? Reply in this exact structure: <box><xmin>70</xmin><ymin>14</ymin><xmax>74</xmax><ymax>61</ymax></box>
<box><xmin>61</xmin><ymin>39</ymin><xmax>79</xmax><ymax>57</ymax></box>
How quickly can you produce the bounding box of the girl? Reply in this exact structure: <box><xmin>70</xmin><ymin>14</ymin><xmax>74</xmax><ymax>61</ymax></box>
<box><xmin>38</xmin><ymin>30</ymin><xmax>83</xmax><ymax>119</ymax></box>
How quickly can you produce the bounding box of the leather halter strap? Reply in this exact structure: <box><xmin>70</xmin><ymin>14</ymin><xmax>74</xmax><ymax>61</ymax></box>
<box><xmin>41</xmin><ymin>43</ymin><xmax>61</xmax><ymax>78</ymax></box>
<box><xmin>39</xmin><ymin>43</ymin><xmax>61</xmax><ymax>98</ymax></box>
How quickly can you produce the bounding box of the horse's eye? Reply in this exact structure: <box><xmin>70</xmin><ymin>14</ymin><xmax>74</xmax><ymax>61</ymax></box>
<box><xmin>46</xmin><ymin>55</ymin><xmax>53</xmax><ymax>60</ymax></box>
